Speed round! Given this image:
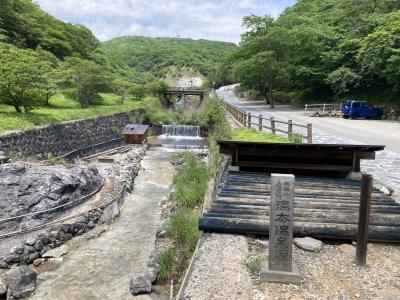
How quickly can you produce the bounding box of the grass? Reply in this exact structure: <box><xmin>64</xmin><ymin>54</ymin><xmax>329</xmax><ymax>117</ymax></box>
<box><xmin>167</xmin><ymin>208</ymin><xmax>202</xmax><ymax>253</ymax></box>
<box><xmin>173</xmin><ymin>152</ymin><xmax>209</xmax><ymax>208</ymax></box>
<box><xmin>0</xmin><ymin>93</ymin><xmax>153</xmax><ymax>132</ymax></box>
<box><xmin>157</xmin><ymin>247</ymin><xmax>178</xmax><ymax>283</ymax></box>
<box><xmin>245</xmin><ymin>255</ymin><xmax>263</xmax><ymax>275</ymax></box>
<box><xmin>230</xmin><ymin>127</ymin><xmax>289</xmax><ymax>143</ymax></box>
<box><xmin>158</xmin><ymin>152</ymin><xmax>207</xmax><ymax>285</ymax></box>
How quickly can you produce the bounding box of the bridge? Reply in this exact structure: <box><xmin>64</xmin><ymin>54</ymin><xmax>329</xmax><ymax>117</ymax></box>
<box><xmin>164</xmin><ymin>87</ymin><xmax>205</xmax><ymax>103</ymax></box>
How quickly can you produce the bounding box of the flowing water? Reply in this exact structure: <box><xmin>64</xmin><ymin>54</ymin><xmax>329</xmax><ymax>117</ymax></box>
<box><xmin>148</xmin><ymin>125</ymin><xmax>208</xmax><ymax>150</ymax></box>
<box><xmin>161</xmin><ymin>125</ymin><xmax>201</xmax><ymax>137</ymax></box>
<box><xmin>30</xmin><ymin>150</ymin><xmax>175</xmax><ymax>300</ymax></box>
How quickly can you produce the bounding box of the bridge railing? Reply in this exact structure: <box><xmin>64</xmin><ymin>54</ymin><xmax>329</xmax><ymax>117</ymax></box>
<box><xmin>166</xmin><ymin>87</ymin><xmax>204</xmax><ymax>92</ymax></box>
<box><xmin>225</xmin><ymin>102</ymin><xmax>313</xmax><ymax>144</ymax></box>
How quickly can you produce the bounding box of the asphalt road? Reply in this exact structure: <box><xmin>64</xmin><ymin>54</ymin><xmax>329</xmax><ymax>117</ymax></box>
<box><xmin>217</xmin><ymin>85</ymin><xmax>400</xmax><ymax>195</ymax></box>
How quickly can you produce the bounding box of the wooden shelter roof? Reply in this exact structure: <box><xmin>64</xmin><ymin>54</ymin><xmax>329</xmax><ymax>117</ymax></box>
<box><xmin>122</xmin><ymin>124</ymin><xmax>149</xmax><ymax>135</ymax></box>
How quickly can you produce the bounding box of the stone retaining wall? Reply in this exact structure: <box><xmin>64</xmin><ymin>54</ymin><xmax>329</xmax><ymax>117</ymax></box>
<box><xmin>0</xmin><ymin>109</ymin><xmax>145</xmax><ymax>157</ymax></box>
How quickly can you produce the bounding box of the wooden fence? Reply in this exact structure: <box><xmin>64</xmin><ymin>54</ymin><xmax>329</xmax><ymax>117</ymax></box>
<box><xmin>304</xmin><ymin>103</ymin><xmax>342</xmax><ymax>113</ymax></box>
<box><xmin>225</xmin><ymin>102</ymin><xmax>313</xmax><ymax>144</ymax></box>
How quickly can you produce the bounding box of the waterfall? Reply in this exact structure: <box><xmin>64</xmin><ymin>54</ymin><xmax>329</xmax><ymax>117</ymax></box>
<box><xmin>161</xmin><ymin>125</ymin><xmax>201</xmax><ymax>137</ymax></box>
<box><xmin>152</xmin><ymin>125</ymin><xmax>207</xmax><ymax>150</ymax></box>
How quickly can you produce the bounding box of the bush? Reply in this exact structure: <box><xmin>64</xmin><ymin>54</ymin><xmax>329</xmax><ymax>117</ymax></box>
<box><xmin>167</xmin><ymin>208</ymin><xmax>201</xmax><ymax>253</ymax></box>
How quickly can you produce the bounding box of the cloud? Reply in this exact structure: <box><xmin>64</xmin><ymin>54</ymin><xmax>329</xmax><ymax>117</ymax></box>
<box><xmin>34</xmin><ymin>0</ymin><xmax>294</xmax><ymax>43</ymax></box>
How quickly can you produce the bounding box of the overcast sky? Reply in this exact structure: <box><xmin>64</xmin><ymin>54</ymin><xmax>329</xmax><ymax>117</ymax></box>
<box><xmin>34</xmin><ymin>0</ymin><xmax>295</xmax><ymax>44</ymax></box>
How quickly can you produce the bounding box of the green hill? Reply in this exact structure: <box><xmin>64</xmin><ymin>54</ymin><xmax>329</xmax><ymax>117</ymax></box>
<box><xmin>101</xmin><ymin>36</ymin><xmax>237</xmax><ymax>82</ymax></box>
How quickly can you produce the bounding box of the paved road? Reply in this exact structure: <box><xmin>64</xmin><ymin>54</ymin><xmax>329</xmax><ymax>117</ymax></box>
<box><xmin>217</xmin><ymin>85</ymin><xmax>400</xmax><ymax>195</ymax></box>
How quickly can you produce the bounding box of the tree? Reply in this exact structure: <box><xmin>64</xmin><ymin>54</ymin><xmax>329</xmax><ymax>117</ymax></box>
<box><xmin>62</xmin><ymin>58</ymin><xmax>111</xmax><ymax>108</ymax></box>
<box><xmin>129</xmin><ymin>84</ymin><xmax>146</xmax><ymax>101</ymax></box>
<box><xmin>325</xmin><ymin>66</ymin><xmax>361</xmax><ymax>95</ymax></box>
<box><xmin>0</xmin><ymin>44</ymin><xmax>51</xmax><ymax>113</ymax></box>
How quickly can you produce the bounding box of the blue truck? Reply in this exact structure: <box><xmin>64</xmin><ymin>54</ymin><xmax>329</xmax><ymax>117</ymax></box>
<box><xmin>342</xmin><ymin>100</ymin><xmax>383</xmax><ymax>119</ymax></box>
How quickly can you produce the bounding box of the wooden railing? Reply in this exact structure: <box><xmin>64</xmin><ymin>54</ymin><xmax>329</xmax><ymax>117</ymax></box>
<box><xmin>225</xmin><ymin>102</ymin><xmax>313</xmax><ymax>144</ymax></box>
<box><xmin>304</xmin><ymin>103</ymin><xmax>342</xmax><ymax>113</ymax></box>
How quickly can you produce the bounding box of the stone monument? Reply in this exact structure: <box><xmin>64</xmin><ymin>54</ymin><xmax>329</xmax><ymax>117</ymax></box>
<box><xmin>260</xmin><ymin>174</ymin><xmax>302</xmax><ymax>284</ymax></box>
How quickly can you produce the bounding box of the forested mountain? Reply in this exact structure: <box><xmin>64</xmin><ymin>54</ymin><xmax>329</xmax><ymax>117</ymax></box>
<box><xmin>225</xmin><ymin>0</ymin><xmax>400</xmax><ymax>108</ymax></box>
<box><xmin>0</xmin><ymin>0</ymin><xmax>102</xmax><ymax>60</ymax></box>
<box><xmin>101</xmin><ymin>36</ymin><xmax>237</xmax><ymax>82</ymax></box>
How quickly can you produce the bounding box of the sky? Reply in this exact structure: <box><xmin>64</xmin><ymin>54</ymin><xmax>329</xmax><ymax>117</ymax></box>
<box><xmin>34</xmin><ymin>0</ymin><xmax>295</xmax><ymax>44</ymax></box>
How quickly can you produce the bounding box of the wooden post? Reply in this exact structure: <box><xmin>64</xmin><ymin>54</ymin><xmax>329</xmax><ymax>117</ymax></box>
<box><xmin>307</xmin><ymin>124</ymin><xmax>312</xmax><ymax>144</ymax></box>
<box><xmin>288</xmin><ymin>120</ymin><xmax>293</xmax><ymax>141</ymax></box>
<box><xmin>258</xmin><ymin>115</ymin><xmax>263</xmax><ymax>131</ymax></box>
<box><xmin>248</xmin><ymin>113</ymin><xmax>252</xmax><ymax>128</ymax></box>
<box><xmin>356</xmin><ymin>174</ymin><xmax>373</xmax><ymax>266</ymax></box>
<box><xmin>271</xmin><ymin>117</ymin><xmax>276</xmax><ymax>135</ymax></box>
<box><xmin>305</xmin><ymin>104</ymin><xmax>308</xmax><ymax>113</ymax></box>
<box><xmin>323</xmin><ymin>103</ymin><xmax>326</xmax><ymax>114</ymax></box>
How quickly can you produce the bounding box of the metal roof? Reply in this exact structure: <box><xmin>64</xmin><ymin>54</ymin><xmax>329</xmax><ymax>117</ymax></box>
<box><xmin>122</xmin><ymin>124</ymin><xmax>149</xmax><ymax>135</ymax></box>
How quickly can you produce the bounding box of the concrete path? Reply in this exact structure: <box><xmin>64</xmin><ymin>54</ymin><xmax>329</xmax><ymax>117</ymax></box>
<box><xmin>217</xmin><ymin>85</ymin><xmax>400</xmax><ymax>195</ymax></box>
<box><xmin>30</xmin><ymin>149</ymin><xmax>175</xmax><ymax>300</ymax></box>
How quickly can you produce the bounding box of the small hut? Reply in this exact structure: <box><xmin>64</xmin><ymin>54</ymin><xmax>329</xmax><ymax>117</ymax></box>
<box><xmin>122</xmin><ymin>124</ymin><xmax>149</xmax><ymax>144</ymax></box>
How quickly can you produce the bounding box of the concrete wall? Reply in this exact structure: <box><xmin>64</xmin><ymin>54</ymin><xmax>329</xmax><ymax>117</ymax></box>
<box><xmin>0</xmin><ymin>109</ymin><xmax>145</xmax><ymax>157</ymax></box>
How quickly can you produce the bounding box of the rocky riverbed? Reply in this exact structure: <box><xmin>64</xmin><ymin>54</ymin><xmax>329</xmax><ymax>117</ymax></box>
<box><xmin>0</xmin><ymin>162</ymin><xmax>102</xmax><ymax>234</ymax></box>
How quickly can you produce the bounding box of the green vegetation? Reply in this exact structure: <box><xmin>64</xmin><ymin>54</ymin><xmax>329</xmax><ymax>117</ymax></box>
<box><xmin>230</xmin><ymin>128</ymin><xmax>289</xmax><ymax>143</ymax></box>
<box><xmin>0</xmin><ymin>94</ymin><xmax>153</xmax><ymax>132</ymax></box>
<box><xmin>101</xmin><ymin>36</ymin><xmax>237</xmax><ymax>83</ymax></box>
<box><xmin>173</xmin><ymin>153</ymin><xmax>209</xmax><ymax>208</ymax></box>
<box><xmin>222</xmin><ymin>0</ymin><xmax>400</xmax><ymax>110</ymax></box>
<box><xmin>245</xmin><ymin>254</ymin><xmax>262</xmax><ymax>275</ymax></box>
<box><xmin>157</xmin><ymin>247</ymin><xmax>178</xmax><ymax>283</ymax></box>
<box><xmin>158</xmin><ymin>152</ymin><xmax>209</xmax><ymax>283</ymax></box>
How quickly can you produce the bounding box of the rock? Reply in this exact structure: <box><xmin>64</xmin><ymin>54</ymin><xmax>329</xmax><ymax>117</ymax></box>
<box><xmin>10</xmin><ymin>246</ymin><xmax>23</xmax><ymax>255</ymax></box>
<box><xmin>33</xmin><ymin>240</ymin><xmax>44</xmax><ymax>252</ymax></box>
<box><xmin>33</xmin><ymin>259</ymin><xmax>46</xmax><ymax>267</ymax></box>
<box><xmin>146</xmin><ymin>267</ymin><xmax>158</xmax><ymax>284</ymax></box>
<box><xmin>0</xmin><ymin>163</ymin><xmax>102</xmax><ymax>233</ymax></box>
<box><xmin>42</xmin><ymin>245</ymin><xmax>68</xmax><ymax>259</ymax></box>
<box><xmin>24</xmin><ymin>238</ymin><xmax>37</xmax><ymax>246</ymax></box>
<box><xmin>129</xmin><ymin>269</ymin><xmax>152</xmax><ymax>295</ymax></box>
<box><xmin>293</xmin><ymin>237</ymin><xmax>322</xmax><ymax>252</ymax></box>
<box><xmin>4</xmin><ymin>254</ymin><xmax>20</xmax><ymax>264</ymax></box>
<box><xmin>6</xmin><ymin>265</ymin><xmax>37</xmax><ymax>299</ymax></box>
<box><xmin>0</xmin><ymin>260</ymin><xmax>9</xmax><ymax>269</ymax></box>
<box><xmin>87</xmin><ymin>221</ymin><xmax>95</xmax><ymax>228</ymax></box>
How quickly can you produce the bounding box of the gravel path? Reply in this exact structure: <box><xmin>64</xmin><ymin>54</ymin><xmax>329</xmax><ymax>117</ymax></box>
<box><xmin>250</xmin><ymin>238</ymin><xmax>400</xmax><ymax>300</ymax></box>
<box><xmin>182</xmin><ymin>233</ymin><xmax>252</xmax><ymax>300</ymax></box>
<box><xmin>217</xmin><ymin>85</ymin><xmax>400</xmax><ymax>196</ymax></box>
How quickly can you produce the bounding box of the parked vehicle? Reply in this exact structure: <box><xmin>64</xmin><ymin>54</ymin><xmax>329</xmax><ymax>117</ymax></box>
<box><xmin>342</xmin><ymin>100</ymin><xmax>383</xmax><ymax>119</ymax></box>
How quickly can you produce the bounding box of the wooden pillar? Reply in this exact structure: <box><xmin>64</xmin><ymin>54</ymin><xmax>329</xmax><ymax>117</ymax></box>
<box><xmin>258</xmin><ymin>115</ymin><xmax>263</xmax><ymax>131</ymax></box>
<box><xmin>247</xmin><ymin>113</ymin><xmax>252</xmax><ymax>128</ymax></box>
<box><xmin>307</xmin><ymin>124</ymin><xmax>313</xmax><ymax>144</ymax></box>
<box><xmin>271</xmin><ymin>117</ymin><xmax>276</xmax><ymax>135</ymax></box>
<box><xmin>356</xmin><ymin>174</ymin><xmax>373</xmax><ymax>266</ymax></box>
<box><xmin>288</xmin><ymin>120</ymin><xmax>293</xmax><ymax>141</ymax></box>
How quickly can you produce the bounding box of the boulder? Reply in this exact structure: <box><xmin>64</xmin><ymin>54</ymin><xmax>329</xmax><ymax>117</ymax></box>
<box><xmin>293</xmin><ymin>237</ymin><xmax>323</xmax><ymax>252</ymax></box>
<box><xmin>6</xmin><ymin>266</ymin><xmax>37</xmax><ymax>299</ymax></box>
<box><xmin>129</xmin><ymin>269</ymin><xmax>152</xmax><ymax>295</ymax></box>
<box><xmin>0</xmin><ymin>163</ymin><xmax>102</xmax><ymax>234</ymax></box>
